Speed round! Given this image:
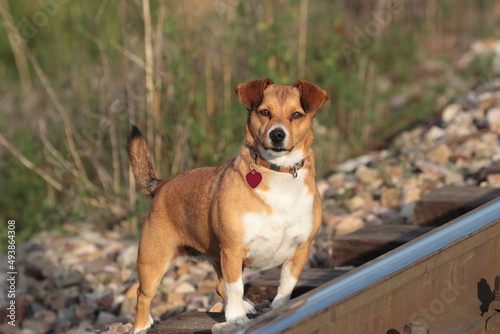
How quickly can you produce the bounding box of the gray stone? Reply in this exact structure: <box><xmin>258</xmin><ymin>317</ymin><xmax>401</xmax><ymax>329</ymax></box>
<box><xmin>94</xmin><ymin>311</ymin><xmax>116</xmax><ymax>328</ymax></box>
<box><xmin>336</xmin><ymin>155</ymin><xmax>375</xmax><ymax>173</ymax></box>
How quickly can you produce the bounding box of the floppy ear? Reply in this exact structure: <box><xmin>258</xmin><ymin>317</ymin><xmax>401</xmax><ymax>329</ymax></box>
<box><xmin>293</xmin><ymin>80</ymin><xmax>329</xmax><ymax>113</ymax></box>
<box><xmin>235</xmin><ymin>78</ymin><xmax>273</xmax><ymax>111</ymax></box>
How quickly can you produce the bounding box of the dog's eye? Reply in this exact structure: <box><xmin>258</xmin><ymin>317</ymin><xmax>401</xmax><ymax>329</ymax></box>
<box><xmin>259</xmin><ymin>109</ymin><xmax>270</xmax><ymax>117</ymax></box>
<box><xmin>291</xmin><ymin>112</ymin><xmax>304</xmax><ymax>119</ymax></box>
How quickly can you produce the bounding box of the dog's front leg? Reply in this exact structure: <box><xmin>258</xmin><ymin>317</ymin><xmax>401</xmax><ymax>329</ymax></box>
<box><xmin>271</xmin><ymin>242</ymin><xmax>311</xmax><ymax>310</ymax></box>
<box><xmin>221</xmin><ymin>250</ymin><xmax>253</xmax><ymax>324</ymax></box>
<box><xmin>272</xmin><ymin>196</ymin><xmax>322</xmax><ymax>310</ymax></box>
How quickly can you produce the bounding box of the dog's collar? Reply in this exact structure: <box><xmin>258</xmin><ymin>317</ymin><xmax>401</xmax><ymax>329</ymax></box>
<box><xmin>249</xmin><ymin>147</ymin><xmax>305</xmax><ymax>178</ymax></box>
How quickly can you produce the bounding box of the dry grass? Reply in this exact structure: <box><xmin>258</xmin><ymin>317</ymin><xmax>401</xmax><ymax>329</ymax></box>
<box><xmin>0</xmin><ymin>0</ymin><xmax>498</xmax><ymax>234</ymax></box>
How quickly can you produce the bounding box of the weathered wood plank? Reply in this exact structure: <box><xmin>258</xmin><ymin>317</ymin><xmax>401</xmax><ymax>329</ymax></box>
<box><xmin>147</xmin><ymin>312</ymin><xmax>261</xmax><ymax>334</ymax></box>
<box><xmin>148</xmin><ymin>268</ymin><xmax>349</xmax><ymax>334</ymax></box>
<box><xmin>330</xmin><ymin>224</ymin><xmax>434</xmax><ymax>267</ymax></box>
<box><xmin>413</xmin><ymin>186</ymin><xmax>500</xmax><ymax>226</ymax></box>
<box><xmin>147</xmin><ymin>312</ymin><xmax>224</xmax><ymax>334</ymax></box>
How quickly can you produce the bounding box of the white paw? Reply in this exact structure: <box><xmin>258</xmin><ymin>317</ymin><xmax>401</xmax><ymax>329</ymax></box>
<box><xmin>133</xmin><ymin>327</ymin><xmax>150</xmax><ymax>334</ymax></box>
<box><xmin>212</xmin><ymin>321</ymin><xmax>239</xmax><ymax>334</ymax></box>
<box><xmin>213</xmin><ymin>300</ymin><xmax>257</xmax><ymax>333</ymax></box>
<box><xmin>225</xmin><ymin>310</ymin><xmax>250</xmax><ymax>325</ymax></box>
<box><xmin>243</xmin><ymin>299</ymin><xmax>257</xmax><ymax>314</ymax></box>
<box><xmin>132</xmin><ymin>314</ymin><xmax>154</xmax><ymax>333</ymax></box>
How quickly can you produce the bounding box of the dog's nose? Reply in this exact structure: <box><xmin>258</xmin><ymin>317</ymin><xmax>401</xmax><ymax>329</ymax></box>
<box><xmin>269</xmin><ymin>128</ymin><xmax>286</xmax><ymax>143</ymax></box>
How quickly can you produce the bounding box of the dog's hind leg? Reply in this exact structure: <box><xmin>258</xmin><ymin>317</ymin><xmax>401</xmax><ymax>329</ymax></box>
<box><xmin>133</xmin><ymin>220</ymin><xmax>176</xmax><ymax>333</ymax></box>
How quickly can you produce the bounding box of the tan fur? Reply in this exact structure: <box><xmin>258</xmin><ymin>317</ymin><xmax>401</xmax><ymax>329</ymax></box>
<box><xmin>128</xmin><ymin>78</ymin><xmax>328</xmax><ymax>332</ymax></box>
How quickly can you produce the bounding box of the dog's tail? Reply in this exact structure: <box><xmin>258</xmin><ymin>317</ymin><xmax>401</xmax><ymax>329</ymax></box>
<box><xmin>127</xmin><ymin>125</ymin><xmax>160</xmax><ymax>196</ymax></box>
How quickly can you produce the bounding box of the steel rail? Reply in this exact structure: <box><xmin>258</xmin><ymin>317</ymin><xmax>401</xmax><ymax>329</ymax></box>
<box><xmin>237</xmin><ymin>197</ymin><xmax>500</xmax><ymax>334</ymax></box>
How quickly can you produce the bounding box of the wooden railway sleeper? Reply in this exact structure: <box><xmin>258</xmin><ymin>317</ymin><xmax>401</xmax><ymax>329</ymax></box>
<box><xmin>484</xmin><ymin>275</ymin><xmax>500</xmax><ymax>333</ymax></box>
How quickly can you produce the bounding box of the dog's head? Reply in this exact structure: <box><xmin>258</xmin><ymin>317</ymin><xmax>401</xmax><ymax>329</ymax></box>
<box><xmin>236</xmin><ymin>78</ymin><xmax>328</xmax><ymax>165</ymax></box>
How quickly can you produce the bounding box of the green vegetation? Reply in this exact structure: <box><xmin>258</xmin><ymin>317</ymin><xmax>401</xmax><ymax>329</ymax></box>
<box><xmin>0</xmin><ymin>0</ymin><xmax>498</xmax><ymax>238</ymax></box>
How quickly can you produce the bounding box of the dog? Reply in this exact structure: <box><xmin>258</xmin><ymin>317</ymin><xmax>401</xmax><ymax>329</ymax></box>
<box><xmin>127</xmin><ymin>78</ymin><xmax>328</xmax><ymax>333</ymax></box>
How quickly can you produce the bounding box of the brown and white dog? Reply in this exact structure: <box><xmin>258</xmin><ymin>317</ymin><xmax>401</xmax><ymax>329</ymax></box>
<box><xmin>127</xmin><ymin>78</ymin><xmax>328</xmax><ymax>333</ymax></box>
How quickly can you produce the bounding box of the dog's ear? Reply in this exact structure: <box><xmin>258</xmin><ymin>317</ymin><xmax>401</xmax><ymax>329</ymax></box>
<box><xmin>236</xmin><ymin>78</ymin><xmax>273</xmax><ymax>111</ymax></box>
<box><xmin>293</xmin><ymin>80</ymin><xmax>329</xmax><ymax>113</ymax></box>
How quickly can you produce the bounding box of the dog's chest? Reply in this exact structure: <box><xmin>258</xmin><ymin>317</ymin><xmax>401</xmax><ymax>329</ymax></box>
<box><xmin>242</xmin><ymin>171</ymin><xmax>314</xmax><ymax>270</ymax></box>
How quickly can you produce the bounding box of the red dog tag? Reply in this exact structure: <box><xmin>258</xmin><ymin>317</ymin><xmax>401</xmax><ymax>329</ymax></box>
<box><xmin>246</xmin><ymin>169</ymin><xmax>262</xmax><ymax>188</ymax></box>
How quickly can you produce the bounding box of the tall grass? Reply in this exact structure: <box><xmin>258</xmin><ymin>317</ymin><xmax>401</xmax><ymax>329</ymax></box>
<box><xmin>0</xmin><ymin>0</ymin><xmax>498</xmax><ymax>236</ymax></box>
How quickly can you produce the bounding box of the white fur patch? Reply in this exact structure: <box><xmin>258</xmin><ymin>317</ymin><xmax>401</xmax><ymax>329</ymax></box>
<box><xmin>271</xmin><ymin>261</ymin><xmax>297</xmax><ymax>309</ymax></box>
<box><xmin>224</xmin><ymin>277</ymin><xmax>252</xmax><ymax>324</ymax></box>
<box><xmin>242</xmin><ymin>169</ymin><xmax>314</xmax><ymax>270</ymax></box>
<box><xmin>259</xmin><ymin>147</ymin><xmax>305</xmax><ymax>167</ymax></box>
<box><xmin>132</xmin><ymin>314</ymin><xmax>154</xmax><ymax>334</ymax></box>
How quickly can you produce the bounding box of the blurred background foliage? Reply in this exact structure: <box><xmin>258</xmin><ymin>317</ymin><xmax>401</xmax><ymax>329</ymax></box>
<box><xmin>0</xmin><ymin>0</ymin><xmax>499</xmax><ymax>239</ymax></box>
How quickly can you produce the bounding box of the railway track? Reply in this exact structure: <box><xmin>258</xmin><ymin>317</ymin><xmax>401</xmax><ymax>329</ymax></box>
<box><xmin>151</xmin><ymin>197</ymin><xmax>500</xmax><ymax>334</ymax></box>
<box><xmin>238</xmin><ymin>197</ymin><xmax>500</xmax><ymax>334</ymax></box>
